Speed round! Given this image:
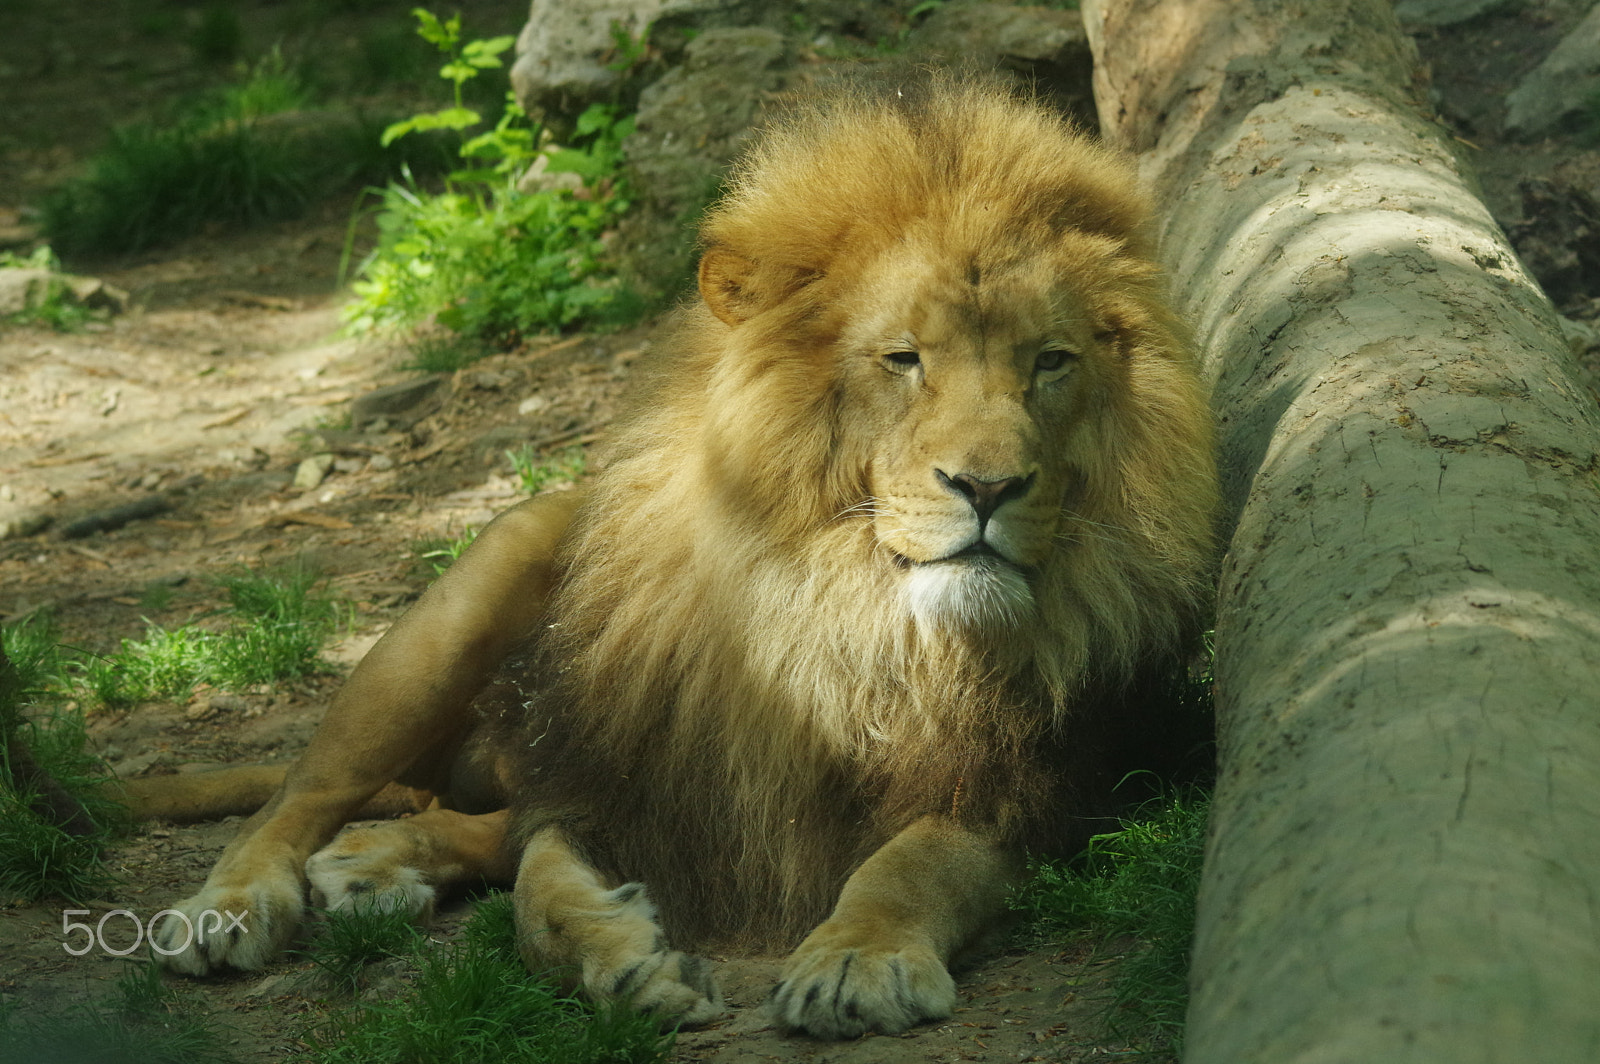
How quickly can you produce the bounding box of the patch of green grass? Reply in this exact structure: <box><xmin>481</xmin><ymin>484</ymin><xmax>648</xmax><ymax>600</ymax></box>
<box><xmin>301</xmin><ymin>905</ymin><xmax>426</xmax><ymax>993</ymax></box>
<box><xmin>1015</xmin><ymin>791</ymin><xmax>1209</xmax><ymax>1058</ymax></box>
<box><xmin>39</xmin><ymin>53</ymin><xmax>404</xmax><ymax>258</ymax></box>
<box><xmin>0</xmin><ymin>962</ymin><xmax>235</xmax><ymax>1064</ymax></box>
<box><xmin>42</xmin><ymin>117</ymin><xmax>311</xmax><ymax>257</ymax></box>
<box><xmin>402</xmin><ymin>330</ymin><xmax>490</xmax><ymax>373</ymax></box>
<box><xmin>0</xmin><ymin>618</ymin><xmax>128</xmax><ymax>903</ymax></box>
<box><xmin>414</xmin><ymin>527</ymin><xmax>480</xmax><ymax>577</ymax></box>
<box><xmin>506</xmin><ymin>445</ymin><xmax>587</xmax><ymax>495</ymax></box>
<box><xmin>78</xmin><ymin>564</ymin><xmax>342</xmax><ymax>708</ymax></box>
<box><xmin>307</xmin><ymin>893</ymin><xmax>672</xmax><ymax>1064</ymax></box>
<box><xmin>1</xmin><ymin>567</ymin><xmax>347</xmax><ymax>903</ymax></box>
<box><xmin>0</xmin><ymin>779</ymin><xmax>121</xmax><ymax>903</ymax></box>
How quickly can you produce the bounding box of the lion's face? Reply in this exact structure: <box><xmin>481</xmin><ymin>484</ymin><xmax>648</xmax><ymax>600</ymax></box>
<box><xmin>833</xmin><ymin>234</ymin><xmax>1128</xmax><ymax>635</ymax></box>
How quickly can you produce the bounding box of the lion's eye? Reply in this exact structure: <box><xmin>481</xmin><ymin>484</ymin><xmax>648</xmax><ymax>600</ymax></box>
<box><xmin>1036</xmin><ymin>349</ymin><xmax>1077</xmax><ymax>374</ymax></box>
<box><xmin>883</xmin><ymin>350</ymin><xmax>922</xmax><ymax>372</ymax></box>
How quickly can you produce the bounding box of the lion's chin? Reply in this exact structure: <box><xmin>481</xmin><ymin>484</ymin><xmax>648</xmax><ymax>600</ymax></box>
<box><xmin>903</xmin><ymin>553</ymin><xmax>1035</xmax><ymax>636</ymax></box>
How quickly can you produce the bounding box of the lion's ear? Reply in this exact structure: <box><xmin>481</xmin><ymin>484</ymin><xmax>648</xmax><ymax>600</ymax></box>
<box><xmin>698</xmin><ymin>248</ymin><xmax>813</xmax><ymax>326</ymax></box>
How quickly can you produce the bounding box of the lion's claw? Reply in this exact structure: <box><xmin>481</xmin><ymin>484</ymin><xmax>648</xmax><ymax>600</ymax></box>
<box><xmin>773</xmin><ymin>939</ymin><xmax>955</xmax><ymax>1039</ymax></box>
<box><xmin>152</xmin><ymin>874</ymin><xmax>304</xmax><ymax>975</ymax></box>
<box><xmin>606</xmin><ymin>948</ymin><xmax>723</xmax><ymax>1027</ymax></box>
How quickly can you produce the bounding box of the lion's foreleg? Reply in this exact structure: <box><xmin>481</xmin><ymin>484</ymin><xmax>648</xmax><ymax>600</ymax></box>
<box><xmin>306</xmin><ymin>808</ymin><xmax>516</xmax><ymax>918</ymax></box>
<box><xmin>513</xmin><ymin>826</ymin><xmax>723</xmax><ymax>1026</ymax></box>
<box><xmin>155</xmin><ymin>491</ymin><xmax>583</xmax><ymax>975</ymax></box>
<box><xmin>772</xmin><ymin>815</ymin><xmax>1016</xmax><ymax>1038</ymax></box>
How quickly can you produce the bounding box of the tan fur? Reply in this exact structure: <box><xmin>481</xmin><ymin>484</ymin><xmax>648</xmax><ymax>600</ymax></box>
<box><xmin>148</xmin><ymin>79</ymin><xmax>1215</xmax><ymax>1038</ymax></box>
<box><xmin>494</xmin><ymin>78</ymin><xmax>1217</xmax><ymax>953</ymax></box>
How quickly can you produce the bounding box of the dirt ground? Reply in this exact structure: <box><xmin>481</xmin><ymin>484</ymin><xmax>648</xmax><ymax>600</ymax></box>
<box><xmin>0</xmin><ymin>221</ymin><xmax>1147</xmax><ymax>1061</ymax></box>
<box><xmin>2</xmin><ymin>1</ymin><xmax>1598</xmax><ymax>1062</ymax></box>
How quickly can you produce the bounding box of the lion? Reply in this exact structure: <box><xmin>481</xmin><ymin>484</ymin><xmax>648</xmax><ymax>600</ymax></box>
<box><xmin>139</xmin><ymin>78</ymin><xmax>1218</xmax><ymax>1039</ymax></box>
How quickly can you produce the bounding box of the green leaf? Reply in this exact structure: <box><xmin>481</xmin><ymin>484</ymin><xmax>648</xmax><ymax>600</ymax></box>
<box><xmin>440</xmin><ymin>59</ymin><xmax>477</xmax><ymax>86</ymax></box>
<box><xmin>462</xmin><ymin>36</ymin><xmax>515</xmax><ymax>67</ymax></box>
<box><xmin>380</xmin><ymin>107</ymin><xmax>483</xmax><ymax>146</ymax></box>
<box><xmin>446</xmin><ymin>166</ymin><xmax>502</xmax><ymax>187</ymax></box>
<box><xmin>412</xmin><ymin>7</ymin><xmax>459</xmax><ymax>50</ymax></box>
<box><xmin>541</xmin><ymin>148</ymin><xmax>601</xmax><ymax>181</ymax></box>
<box><xmin>573</xmin><ymin>103</ymin><xmax>614</xmax><ymax>138</ymax></box>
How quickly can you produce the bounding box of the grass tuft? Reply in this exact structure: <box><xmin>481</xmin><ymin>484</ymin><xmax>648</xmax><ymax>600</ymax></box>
<box><xmin>0</xmin><ymin>621</ymin><xmax>128</xmax><ymax>902</ymax></box>
<box><xmin>1015</xmin><ymin>791</ymin><xmax>1209</xmax><ymax>1058</ymax></box>
<box><xmin>301</xmin><ymin>905</ymin><xmax>426</xmax><ymax>993</ymax></box>
<box><xmin>39</xmin><ymin>53</ymin><xmax>411</xmax><ymax>258</ymax></box>
<box><xmin>308</xmin><ymin>892</ymin><xmax>672</xmax><ymax>1064</ymax></box>
<box><xmin>401</xmin><ymin>331</ymin><xmax>489</xmax><ymax>374</ymax></box>
<box><xmin>78</xmin><ymin>564</ymin><xmax>341</xmax><ymax>708</ymax></box>
<box><xmin>506</xmin><ymin>445</ymin><xmax>587</xmax><ymax>496</ymax></box>
<box><xmin>414</xmin><ymin>527</ymin><xmax>480</xmax><ymax>577</ymax></box>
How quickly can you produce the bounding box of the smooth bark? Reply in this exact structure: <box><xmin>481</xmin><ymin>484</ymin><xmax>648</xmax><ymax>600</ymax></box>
<box><xmin>1083</xmin><ymin>1</ymin><xmax>1600</xmax><ymax>1061</ymax></box>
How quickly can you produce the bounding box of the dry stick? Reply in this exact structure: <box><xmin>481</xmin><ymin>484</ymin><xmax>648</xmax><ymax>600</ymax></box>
<box><xmin>1083</xmin><ymin>1</ymin><xmax>1600</xmax><ymax>1060</ymax></box>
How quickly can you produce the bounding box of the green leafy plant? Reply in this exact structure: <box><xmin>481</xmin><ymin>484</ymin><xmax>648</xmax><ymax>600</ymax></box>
<box><xmin>344</xmin><ymin>8</ymin><xmax>638</xmax><ymax>346</ymax></box>
<box><xmin>506</xmin><ymin>444</ymin><xmax>587</xmax><ymax>495</ymax></box>
<box><xmin>308</xmin><ymin>893</ymin><xmax>672</xmax><ymax>1064</ymax></box>
<box><xmin>0</xmin><ymin>247</ymin><xmax>92</xmax><ymax>331</ymax></box>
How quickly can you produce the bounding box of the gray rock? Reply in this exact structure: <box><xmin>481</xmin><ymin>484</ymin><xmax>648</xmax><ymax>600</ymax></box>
<box><xmin>509</xmin><ymin>0</ymin><xmax>913</xmax><ymax>131</ymax></box>
<box><xmin>0</xmin><ymin>267</ymin><xmax>128</xmax><ymax>317</ymax></box>
<box><xmin>906</xmin><ymin>3</ymin><xmax>1095</xmax><ymax>129</ymax></box>
<box><xmin>0</xmin><ymin>268</ymin><xmax>55</xmax><ymax>315</ymax></box>
<box><xmin>293</xmin><ymin>453</ymin><xmax>336</xmax><ymax>490</ymax></box>
<box><xmin>1504</xmin><ymin>4</ymin><xmax>1600</xmax><ymax>138</ymax></box>
<box><xmin>616</xmin><ymin>26</ymin><xmax>794</xmax><ymax>302</ymax></box>
<box><xmin>1393</xmin><ymin>0</ymin><xmax>1517</xmax><ymax>28</ymax></box>
<box><xmin>62</xmin><ymin>274</ymin><xmax>130</xmax><ymax>314</ymax></box>
<box><xmin>0</xmin><ymin>508</ymin><xmax>50</xmax><ymax>540</ymax></box>
<box><xmin>349</xmin><ymin>375</ymin><xmax>450</xmax><ymax>430</ymax></box>
<box><xmin>510</xmin><ymin>0</ymin><xmax>754</xmax><ymax>130</ymax></box>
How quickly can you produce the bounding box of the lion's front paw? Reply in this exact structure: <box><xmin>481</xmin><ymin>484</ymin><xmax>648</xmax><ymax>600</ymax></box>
<box><xmin>572</xmin><ymin>884</ymin><xmax>723</xmax><ymax>1028</ymax></box>
<box><xmin>305</xmin><ymin>825</ymin><xmax>437</xmax><ymax>919</ymax></box>
<box><xmin>600</xmin><ymin>947</ymin><xmax>723</xmax><ymax>1027</ymax></box>
<box><xmin>773</xmin><ymin>926</ymin><xmax>956</xmax><ymax>1039</ymax></box>
<box><xmin>153</xmin><ymin>872</ymin><xmax>305</xmax><ymax>976</ymax></box>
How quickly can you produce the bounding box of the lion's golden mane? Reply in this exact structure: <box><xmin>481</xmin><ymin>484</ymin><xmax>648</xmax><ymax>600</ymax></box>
<box><xmin>497</xmin><ymin>80</ymin><xmax>1217</xmax><ymax>949</ymax></box>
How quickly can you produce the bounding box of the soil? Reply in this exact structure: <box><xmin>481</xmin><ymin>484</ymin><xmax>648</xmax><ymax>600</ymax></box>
<box><xmin>2</xmin><ymin>2</ymin><xmax>1598</xmax><ymax>1062</ymax></box>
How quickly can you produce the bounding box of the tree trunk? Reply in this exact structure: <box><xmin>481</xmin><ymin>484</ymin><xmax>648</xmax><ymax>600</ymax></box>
<box><xmin>1082</xmin><ymin>1</ymin><xmax>1600</xmax><ymax>1061</ymax></box>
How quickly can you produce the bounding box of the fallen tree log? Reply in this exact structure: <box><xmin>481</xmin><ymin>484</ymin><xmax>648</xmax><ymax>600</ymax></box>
<box><xmin>1082</xmin><ymin>1</ymin><xmax>1600</xmax><ymax>1060</ymax></box>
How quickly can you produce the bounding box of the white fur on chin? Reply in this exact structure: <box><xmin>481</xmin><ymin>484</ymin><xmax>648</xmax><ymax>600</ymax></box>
<box><xmin>904</xmin><ymin>555</ymin><xmax>1035</xmax><ymax>636</ymax></box>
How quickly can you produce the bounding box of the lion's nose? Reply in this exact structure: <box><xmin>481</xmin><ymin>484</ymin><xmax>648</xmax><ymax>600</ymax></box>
<box><xmin>936</xmin><ymin>470</ymin><xmax>1033</xmax><ymax>524</ymax></box>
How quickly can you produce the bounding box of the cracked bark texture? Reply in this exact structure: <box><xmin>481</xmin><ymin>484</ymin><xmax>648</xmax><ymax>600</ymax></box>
<box><xmin>1083</xmin><ymin>1</ymin><xmax>1600</xmax><ymax>1061</ymax></box>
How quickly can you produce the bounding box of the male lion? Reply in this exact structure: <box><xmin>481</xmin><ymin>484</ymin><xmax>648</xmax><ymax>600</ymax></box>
<box><xmin>148</xmin><ymin>80</ymin><xmax>1218</xmax><ymax>1038</ymax></box>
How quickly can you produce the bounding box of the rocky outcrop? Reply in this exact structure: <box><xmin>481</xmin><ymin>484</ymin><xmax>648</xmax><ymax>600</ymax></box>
<box><xmin>1503</xmin><ymin>4</ymin><xmax>1600</xmax><ymax>139</ymax></box>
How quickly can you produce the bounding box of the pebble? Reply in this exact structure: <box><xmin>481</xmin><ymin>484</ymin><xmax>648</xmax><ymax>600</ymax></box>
<box><xmin>294</xmin><ymin>453</ymin><xmax>335</xmax><ymax>490</ymax></box>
